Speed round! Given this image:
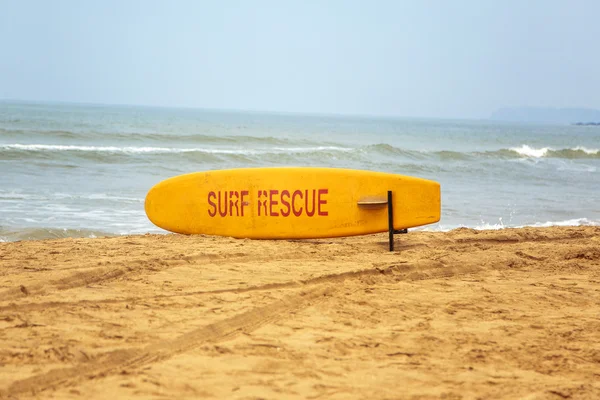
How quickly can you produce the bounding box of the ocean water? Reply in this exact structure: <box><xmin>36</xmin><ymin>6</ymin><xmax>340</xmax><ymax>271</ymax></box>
<box><xmin>1</xmin><ymin>101</ymin><xmax>598</xmax><ymax>241</ymax></box>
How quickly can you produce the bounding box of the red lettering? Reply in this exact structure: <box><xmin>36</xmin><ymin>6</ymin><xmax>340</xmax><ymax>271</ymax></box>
<box><xmin>280</xmin><ymin>190</ymin><xmax>291</xmax><ymax>217</ymax></box>
<box><xmin>240</xmin><ymin>190</ymin><xmax>249</xmax><ymax>216</ymax></box>
<box><xmin>257</xmin><ymin>190</ymin><xmax>267</xmax><ymax>216</ymax></box>
<box><xmin>210</xmin><ymin>188</ymin><xmax>326</xmax><ymax>218</ymax></box>
<box><xmin>229</xmin><ymin>191</ymin><xmax>239</xmax><ymax>216</ymax></box>
<box><xmin>208</xmin><ymin>191</ymin><xmax>217</xmax><ymax>217</ymax></box>
<box><xmin>305</xmin><ymin>189</ymin><xmax>316</xmax><ymax>217</ymax></box>
<box><xmin>318</xmin><ymin>189</ymin><xmax>328</xmax><ymax>216</ymax></box>
<box><xmin>218</xmin><ymin>191</ymin><xmax>228</xmax><ymax>217</ymax></box>
<box><xmin>269</xmin><ymin>190</ymin><xmax>279</xmax><ymax>216</ymax></box>
<box><xmin>292</xmin><ymin>190</ymin><xmax>303</xmax><ymax>216</ymax></box>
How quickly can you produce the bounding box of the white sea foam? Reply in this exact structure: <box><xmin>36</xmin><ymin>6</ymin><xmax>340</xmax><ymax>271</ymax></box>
<box><xmin>0</xmin><ymin>143</ymin><xmax>352</xmax><ymax>155</ymax></box>
<box><xmin>509</xmin><ymin>144</ymin><xmax>599</xmax><ymax>158</ymax></box>
<box><xmin>419</xmin><ymin>217</ymin><xmax>599</xmax><ymax>232</ymax></box>
<box><xmin>85</xmin><ymin>194</ymin><xmax>144</xmax><ymax>203</ymax></box>
<box><xmin>201</xmin><ymin>146</ymin><xmax>353</xmax><ymax>155</ymax></box>
<box><xmin>573</xmin><ymin>146</ymin><xmax>599</xmax><ymax>155</ymax></box>
<box><xmin>556</xmin><ymin>163</ymin><xmax>597</xmax><ymax>173</ymax></box>
<box><xmin>0</xmin><ymin>191</ymin><xmax>35</xmax><ymax>200</ymax></box>
<box><xmin>518</xmin><ymin>218</ymin><xmax>600</xmax><ymax>228</ymax></box>
<box><xmin>1</xmin><ymin>143</ymin><xmax>173</xmax><ymax>153</ymax></box>
<box><xmin>510</xmin><ymin>145</ymin><xmax>552</xmax><ymax>158</ymax></box>
<box><xmin>0</xmin><ymin>191</ymin><xmax>144</xmax><ymax>203</ymax></box>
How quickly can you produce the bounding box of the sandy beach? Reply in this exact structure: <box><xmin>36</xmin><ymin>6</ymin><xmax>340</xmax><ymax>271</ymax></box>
<box><xmin>1</xmin><ymin>226</ymin><xmax>599</xmax><ymax>399</ymax></box>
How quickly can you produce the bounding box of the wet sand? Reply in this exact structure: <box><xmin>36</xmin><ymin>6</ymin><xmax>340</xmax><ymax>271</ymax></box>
<box><xmin>1</xmin><ymin>226</ymin><xmax>599</xmax><ymax>399</ymax></box>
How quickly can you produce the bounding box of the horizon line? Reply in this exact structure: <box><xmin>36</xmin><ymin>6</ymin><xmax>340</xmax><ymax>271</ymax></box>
<box><xmin>0</xmin><ymin>97</ymin><xmax>487</xmax><ymax>122</ymax></box>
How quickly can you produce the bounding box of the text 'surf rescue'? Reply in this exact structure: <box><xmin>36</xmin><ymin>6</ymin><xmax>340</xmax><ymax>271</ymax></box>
<box><xmin>207</xmin><ymin>189</ymin><xmax>328</xmax><ymax>218</ymax></box>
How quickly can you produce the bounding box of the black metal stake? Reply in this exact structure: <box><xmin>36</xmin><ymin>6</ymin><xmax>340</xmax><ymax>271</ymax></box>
<box><xmin>388</xmin><ymin>190</ymin><xmax>408</xmax><ymax>252</ymax></box>
<box><xmin>388</xmin><ymin>191</ymin><xmax>394</xmax><ymax>251</ymax></box>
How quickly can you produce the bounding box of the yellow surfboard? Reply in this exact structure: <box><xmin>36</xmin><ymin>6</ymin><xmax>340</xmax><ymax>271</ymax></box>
<box><xmin>145</xmin><ymin>167</ymin><xmax>440</xmax><ymax>239</ymax></box>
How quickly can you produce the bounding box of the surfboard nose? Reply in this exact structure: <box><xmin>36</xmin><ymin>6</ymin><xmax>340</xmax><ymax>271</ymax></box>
<box><xmin>144</xmin><ymin>184</ymin><xmax>161</xmax><ymax>229</ymax></box>
<box><xmin>145</xmin><ymin>181</ymin><xmax>186</xmax><ymax>233</ymax></box>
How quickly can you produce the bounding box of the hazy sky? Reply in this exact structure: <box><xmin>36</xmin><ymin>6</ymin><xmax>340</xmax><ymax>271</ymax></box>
<box><xmin>1</xmin><ymin>0</ymin><xmax>599</xmax><ymax>118</ymax></box>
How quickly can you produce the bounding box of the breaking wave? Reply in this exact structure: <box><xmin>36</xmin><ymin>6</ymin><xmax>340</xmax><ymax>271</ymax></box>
<box><xmin>507</xmin><ymin>145</ymin><xmax>599</xmax><ymax>159</ymax></box>
<box><xmin>0</xmin><ymin>143</ymin><xmax>352</xmax><ymax>155</ymax></box>
<box><xmin>1</xmin><ymin>143</ymin><xmax>599</xmax><ymax>165</ymax></box>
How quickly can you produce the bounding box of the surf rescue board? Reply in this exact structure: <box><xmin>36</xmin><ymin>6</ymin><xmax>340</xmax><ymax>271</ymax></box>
<box><xmin>145</xmin><ymin>167</ymin><xmax>440</xmax><ymax>239</ymax></box>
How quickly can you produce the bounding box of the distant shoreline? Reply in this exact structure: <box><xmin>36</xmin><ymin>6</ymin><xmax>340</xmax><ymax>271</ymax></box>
<box><xmin>573</xmin><ymin>122</ymin><xmax>600</xmax><ymax>126</ymax></box>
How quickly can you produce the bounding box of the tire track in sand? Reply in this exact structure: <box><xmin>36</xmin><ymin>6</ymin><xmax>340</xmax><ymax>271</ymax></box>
<box><xmin>0</xmin><ymin>260</ymin><xmax>486</xmax><ymax>396</ymax></box>
<box><xmin>0</xmin><ymin>250</ymin><xmax>337</xmax><ymax>302</ymax></box>
<box><xmin>1</xmin><ymin>284</ymin><xmax>335</xmax><ymax>398</ymax></box>
<box><xmin>0</xmin><ymin>259</ymin><xmax>480</xmax><ymax>313</ymax></box>
<box><xmin>0</xmin><ymin>265</ymin><xmax>132</xmax><ymax>302</ymax></box>
<box><xmin>4</xmin><ymin>226</ymin><xmax>595</xmax><ymax>302</ymax></box>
